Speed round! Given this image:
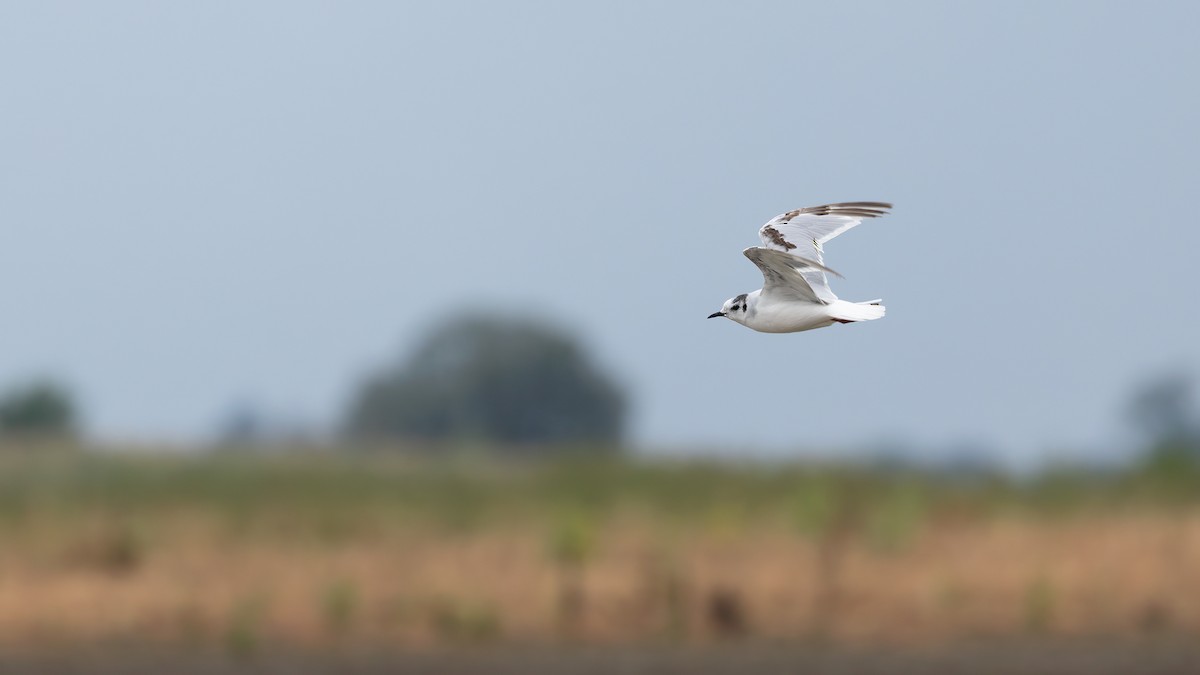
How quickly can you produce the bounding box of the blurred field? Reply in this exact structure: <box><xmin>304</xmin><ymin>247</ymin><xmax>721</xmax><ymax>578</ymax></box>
<box><xmin>2</xmin><ymin>448</ymin><xmax>1200</xmax><ymax>671</ymax></box>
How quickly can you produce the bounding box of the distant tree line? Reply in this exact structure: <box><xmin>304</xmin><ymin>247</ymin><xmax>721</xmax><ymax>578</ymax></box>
<box><xmin>1</xmin><ymin>314</ymin><xmax>629</xmax><ymax>455</ymax></box>
<box><xmin>342</xmin><ymin>313</ymin><xmax>628</xmax><ymax>453</ymax></box>
<box><xmin>7</xmin><ymin>324</ymin><xmax>1198</xmax><ymax>470</ymax></box>
<box><xmin>1128</xmin><ymin>371</ymin><xmax>1200</xmax><ymax>470</ymax></box>
<box><xmin>0</xmin><ymin>380</ymin><xmax>76</xmax><ymax>439</ymax></box>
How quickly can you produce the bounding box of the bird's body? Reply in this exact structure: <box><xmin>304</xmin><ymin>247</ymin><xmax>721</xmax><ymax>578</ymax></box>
<box><xmin>709</xmin><ymin>202</ymin><xmax>891</xmax><ymax>334</ymax></box>
<box><xmin>740</xmin><ymin>290</ymin><xmax>880</xmax><ymax>333</ymax></box>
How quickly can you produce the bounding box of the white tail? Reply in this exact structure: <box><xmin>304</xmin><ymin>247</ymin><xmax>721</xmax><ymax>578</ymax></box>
<box><xmin>828</xmin><ymin>299</ymin><xmax>886</xmax><ymax>323</ymax></box>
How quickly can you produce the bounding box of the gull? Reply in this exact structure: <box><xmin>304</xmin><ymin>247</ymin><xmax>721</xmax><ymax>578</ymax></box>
<box><xmin>708</xmin><ymin>202</ymin><xmax>892</xmax><ymax>333</ymax></box>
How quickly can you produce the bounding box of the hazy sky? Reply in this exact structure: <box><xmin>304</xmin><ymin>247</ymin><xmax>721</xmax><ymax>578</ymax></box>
<box><xmin>3</xmin><ymin>2</ymin><xmax>1198</xmax><ymax>467</ymax></box>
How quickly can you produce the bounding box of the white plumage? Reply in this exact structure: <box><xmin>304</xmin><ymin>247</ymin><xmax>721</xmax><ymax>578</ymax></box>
<box><xmin>708</xmin><ymin>202</ymin><xmax>891</xmax><ymax>334</ymax></box>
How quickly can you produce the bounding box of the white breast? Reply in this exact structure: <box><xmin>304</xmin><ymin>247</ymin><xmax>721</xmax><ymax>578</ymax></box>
<box><xmin>742</xmin><ymin>298</ymin><xmax>835</xmax><ymax>334</ymax></box>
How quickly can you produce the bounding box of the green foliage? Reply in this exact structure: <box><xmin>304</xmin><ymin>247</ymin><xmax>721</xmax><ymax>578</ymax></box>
<box><xmin>1128</xmin><ymin>372</ymin><xmax>1200</xmax><ymax>468</ymax></box>
<box><xmin>864</xmin><ymin>482</ymin><xmax>926</xmax><ymax>554</ymax></box>
<box><xmin>431</xmin><ymin>598</ymin><xmax>501</xmax><ymax>641</ymax></box>
<box><xmin>792</xmin><ymin>481</ymin><xmax>838</xmax><ymax>540</ymax></box>
<box><xmin>548</xmin><ymin>512</ymin><xmax>595</xmax><ymax>568</ymax></box>
<box><xmin>1024</xmin><ymin>575</ymin><xmax>1055</xmax><ymax>633</ymax></box>
<box><xmin>1142</xmin><ymin>439</ymin><xmax>1199</xmax><ymax>475</ymax></box>
<box><xmin>0</xmin><ymin>380</ymin><xmax>76</xmax><ymax>438</ymax></box>
<box><xmin>547</xmin><ymin>511</ymin><xmax>597</xmax><ymax>632</ymax></box>
<box><xmin>1129</xmin><ymin>373</ymin><xmax>1195</xmax><ymax>443</ymax></box>
<box><xmin>9</xmin><ymin>452</ymin><xmax>1200</xmax><ymax>545</ymax></box>
<box><xmin>225</xmin><ymin>594</ymin><xmax>267</xmax><ymax>658</ymax></box>
<box><xmin>320</xmin><ymin>579</ymin><xmax>359</xmax><ymax>635</ymax></box>
<box><xmin>642</xmin><ymin>543</ymin><xmax>686</xmax><ymax>640</ymax></box>
<box><xmin>935</xmin><ymin>578</ymin><xmax>966</xmax><ymax>612</ymax></box>
<box><xmin>343</xmin><ymin>314</ymin><xmax>626</xmax><ymax>450</ymax></box>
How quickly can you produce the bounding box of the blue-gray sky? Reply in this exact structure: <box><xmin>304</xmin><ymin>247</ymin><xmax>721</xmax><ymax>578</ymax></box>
<box><xmin>3</xmin><ymin>2</ymin><xmax>1198</xmax><ymax>467</ymax></box>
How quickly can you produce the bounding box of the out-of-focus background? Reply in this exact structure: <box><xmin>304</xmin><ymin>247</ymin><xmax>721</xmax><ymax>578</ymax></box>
<box><xmin>3</xmin><ymin>2</ymin><xmax>1200</xmax><ymax>673</ymax></box>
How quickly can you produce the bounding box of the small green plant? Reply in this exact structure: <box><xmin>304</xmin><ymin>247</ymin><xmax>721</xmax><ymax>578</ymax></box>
<box><xmin>320</xmin><ymin>578</ymin><xmax>359</xmax><ymax>635</ymax></box>
<box><xmin>548</xmin><ymin>512</ymin><xmax>595</xmax><ymax>567</ymax></box>
<box><xmin>864</xmin><ymin>483</ymin><xmax>926</xmax><ymax>554</ymax></box>
<box><xmin>704</xmin><ymin>502</ymin><xmax>748</xmax><ymax>538</ymax></box>
<box><xmin>225</xmin><ymin>594</ymin><xmax>267</xmax><ymax>658</ymax></box>
<box><xmin>792</xmin><ymin>481</ymin><xmax>837</xmax><ymax>540</ymax></box>
<box><xmin>1024</xmin><ymin>575</ymin><xmax>1055</xmax><ymax>633</ymax></box>
<box><xmin>935</xmin><ymin>578</ymin><xmax>966</xmax><ymax>612</ymax></box>
<box><xmin>547</xmin><ymin>512</ymin><xmax>596</xmax><ymax>631</ymax></box>
<box><xmin>792</xmin><ymin>477</ymin><xmax>861</xmax><ymax>641</ymax></box>
<box><xmin>431</xmin><ymin>598</ymin><xmax>501</xmax><ymax>641</ymax></box>
<box><xmin>642</xmin><ymin>542</ymin><xmax>687</xmax><ymax>640</ymax></box>
<box><xmin>662</xmin><ymin>560</ymin><xmax>686</xmax><ymax>640</ymax></box>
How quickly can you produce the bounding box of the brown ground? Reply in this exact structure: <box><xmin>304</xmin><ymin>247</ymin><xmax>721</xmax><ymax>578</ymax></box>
<box><xmin>2</xmin><ymin>510</ymin><xmax>1199</xmax><ymax>651</ymax></box>
<box><xmin>5</xmin><ymin>642</ymin><xmax>1200</xmax><ymax>675</ymax></box>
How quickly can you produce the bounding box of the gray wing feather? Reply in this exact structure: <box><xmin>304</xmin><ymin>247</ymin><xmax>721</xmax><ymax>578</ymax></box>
<box><xmin>756</xmin><ymin>201</ymin><xmax>889</xmax><ymax>303</ymax></box>
<box><xmin>743</xmin><ymin>247</ymin><xmax>839</xmax><ymax>305</ymax></box>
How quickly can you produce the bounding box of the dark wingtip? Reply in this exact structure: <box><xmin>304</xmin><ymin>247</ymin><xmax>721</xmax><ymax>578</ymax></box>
<box><xmin>800</xmin><ymin>201</ymin><xmax>893</xmax><ymax>218</ymax></box>
<box><xmin>830</xmin><ymin>201</ymin><xmax>893</xmax><ymax>209</ymax></box>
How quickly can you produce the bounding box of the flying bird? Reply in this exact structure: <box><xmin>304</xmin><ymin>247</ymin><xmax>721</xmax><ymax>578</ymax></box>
<box><xmin>708</xmin><ymin>202</ymin><xmax>892</xmax><ymax>333</ymax></box>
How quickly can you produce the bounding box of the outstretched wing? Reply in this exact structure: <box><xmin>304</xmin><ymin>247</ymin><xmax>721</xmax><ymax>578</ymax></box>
<box><xmin>757</xmin><ymin>201</ymin><xmax>891</xmax><ymax>303</ymax></box>
<box><xmin>743</xmin><ymin>247</ymin><xmax>840</xmax><ymax>305</ymax></box>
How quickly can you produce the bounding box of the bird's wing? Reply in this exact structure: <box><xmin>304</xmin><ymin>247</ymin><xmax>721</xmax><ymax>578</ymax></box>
<box><xmin>743</xmin><ymin>247</ymin><xmax>840</xmax><ymax>305</ymax></box>
<box><xmin>757</xmin><ymin>202</ymin><xmax>891</xmax><ymax>303</ymax></box>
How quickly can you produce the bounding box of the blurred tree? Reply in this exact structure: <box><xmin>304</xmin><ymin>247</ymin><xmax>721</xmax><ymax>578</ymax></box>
<box><xmin>0</xmin><ymin>380</ymin><xmax>77</xmax><ymax>438</ymax></box>
<box><xmin>343</xmin><ymin>314</ymin><xmax>626</xmax><ymax>451</ymax></box>
<box><xmin>214</xmin><ymin>401</ymin><xmax>266</xmax><ymax>447</ymax></box>
<box><xmin>213</xmin><ymin>402</ymin><xmax>318</xmax><ymax>451</ymax></box>
<box><xmin>1128</xmin><ymin>372</ymin><xmax>1199</xmax><ymax>467</ymax></box>
<box><xmin>218</xmin><ymin>401</ymin><xmax>262</xmax><ymax>444</ymax></box>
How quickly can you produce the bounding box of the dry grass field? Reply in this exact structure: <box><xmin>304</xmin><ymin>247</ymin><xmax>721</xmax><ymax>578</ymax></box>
<box><xmin>2</xmin><ymin>450</ymin><xmax>1199</xmax><ymax>672</ymax></box>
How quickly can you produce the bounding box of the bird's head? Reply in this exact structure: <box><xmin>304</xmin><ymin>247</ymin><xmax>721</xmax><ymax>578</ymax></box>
<box><xmin>708</xmin><ymin>293</ymin><xmax>749</xmax><ymax>324</ymax></box>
